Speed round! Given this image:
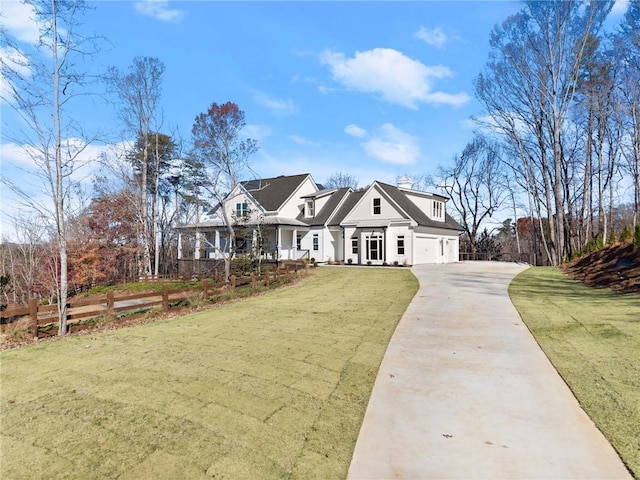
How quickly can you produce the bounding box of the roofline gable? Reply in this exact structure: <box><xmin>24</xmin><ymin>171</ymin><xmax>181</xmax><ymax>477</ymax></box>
<box><xmin>371</xmin><ymin>181</ymin><xmax>414</xmax><ymax>220</ymax></box>
<box><xmin>276</xmin><ymin>174</ymin><xmax>318</xmax><ymax>211</ymax></box>
<box><xmin>356</xmin><ymin>181</ymin><xmax>412</xmax><ymax>221</ymax></box>
<box><xmin>323</xmin><ymin>188</ymin><xmax>353</xmax><ymax>225</ymax></box>
<box><xmin>226</xmin><ymin>183</ymin><xmax>266</xmax><ymax>213</ymax></box>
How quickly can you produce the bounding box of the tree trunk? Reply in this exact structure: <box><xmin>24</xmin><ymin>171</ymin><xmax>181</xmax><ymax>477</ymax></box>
<box><xmin>52</xmin><ymin>0</ymin><xmax>68</xmax><ymax>335</ymax></box>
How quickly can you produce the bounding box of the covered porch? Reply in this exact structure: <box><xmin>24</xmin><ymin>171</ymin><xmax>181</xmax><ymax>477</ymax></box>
<box><xmin>176</xmin><ymin>217</ymin><xmax>311</xmax><ymax>265</ymax></box>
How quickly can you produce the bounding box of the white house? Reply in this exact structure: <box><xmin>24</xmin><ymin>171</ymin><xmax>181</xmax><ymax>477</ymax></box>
<box><xmin>176</xmin><ymin>173</ymin><xmax>461</xmax><ymax>270</ymax></box>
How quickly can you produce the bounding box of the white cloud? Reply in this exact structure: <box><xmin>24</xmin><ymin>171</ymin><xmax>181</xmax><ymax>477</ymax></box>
<box><xmin>611</xmin><ymin>0</ymin><xmax>629</xmax><ymax>15</ymax></box>
<box><xmin>0</xmin><ymin>141</ymin><xmax>34</xmax><ymax>168</ymax></box>
<box><xmin>1</xmin><ymin>140</ymin><xmax>131</xmax><ymax>233</ymax></box>
<box><xmin>133</xmin><ymin>0</ymin><xmax>185</xmax><ymax>22</ymax></box>
<box><xmin>253</xmin><ymin>91</ymin><xmax>297</xmax><ymax>115</ymax></box>
<box><xmin>362</xmin><ymin>123</ymin><xmax>420</xmax><ymax>166</ymax></box>
<box><xmin>320</xmin><ymin>48</ymin><xmax>469</xmax><ymax>109</ymax></box>
<box><xmin>1</xmin><ymin>140</ymin><xmax>128</xmax><ymax>180</ymax></box>
<box><xmin>415</xmin><ymin>26</ymin><xmax>447</xmax><ymax>48</ymax></box>
<box><xmin>289</xmin><ymin>135</ymin><xmax>320</xmax><ymax>147</ymax></box>
<box><xmin>243</xmin><ymin>124</ymin><xmax>272</xmax><ymax>142</ymax></box>
<box><xmin>0</xmin><ymin>1</ymin><xmax>40</xmax><ymax>44</ymax></box>
<box><xmin>344</xmin><ymin>124</ymin><xmax>367</xmax><ymax>138</ymax></box>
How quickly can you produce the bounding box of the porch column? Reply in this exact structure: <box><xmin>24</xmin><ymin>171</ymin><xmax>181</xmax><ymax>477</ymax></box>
<box><xmin>195</xmin><ymin>231</ymin><xmax>201</xmax><ymax>260</ymax></box>
<box><xmin>177</xmin><ymin>232</ymin><xmax>182</xmax><ymax>260</ymax></box>
<box><xmin>276</xmin><ymin>226</ymin><xmax>282</xmax><ymax>260</ymax></box>
<box><xmin>292</xmin><ymin>228</ymin><xmax>298</xmax><ymax>260</ymax></box>
<box><xmin>215</xmin><ymin>230</ymin><xmax>220</xmax><ymax>258</ymax></box>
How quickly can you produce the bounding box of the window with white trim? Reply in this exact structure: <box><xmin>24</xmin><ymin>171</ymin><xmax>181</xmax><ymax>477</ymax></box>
<box><xmin>352</xmin><ymin>238</ymin><xmax>358</xmax><ymax>254</ymax></box>
<box><xmin>373</xmin><ymin>197</ymin><xmax>381</xmax><ymax>215</ymax></box>
<box><xmin>433</xmin><ymin>201</ymin><xmax>443</xmax><ymax>218</ymax></box>
<box><xmin>296</xmin><ymin>233</ymin><xmax>302</xmax><ymax>250</ymax></box>
<box><xmin>397</xmin><ymin>235</ymin><xmax>405</xmax><ymax>255</ymax></box>
<box><xmin>235</xmin><ymin>202</ymin><xmax>248</xmax><ymax>217</ymax></box>
<box><xmin>306</xmin><ymin>200</ymin><xmax>315</xmax><ymax>217</ymax></box>
<box><xmin>313</xmin><ymin>234</ymin><xmax>319</xmax><ymax>251</ymax></box>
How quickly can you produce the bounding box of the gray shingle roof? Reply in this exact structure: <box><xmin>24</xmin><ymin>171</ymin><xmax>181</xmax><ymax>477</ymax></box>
<box><xmin>376</xmin><ymin>182</ymin><xmax>462</xmax><ymax>231</ymax></box>
<box><xmin>241</xmin><ymin>174</ymin><xmax>310</xmax><ymax>211</ymax></box>
<box><xmin>299</xmin><ymin>188</ymin><xmax>351</xmax><ymax>226</ymax></box>
<box><xmin>331</xmin><ymin>189</ymin><xmax>366</xmax><ymax>225</ymax></box>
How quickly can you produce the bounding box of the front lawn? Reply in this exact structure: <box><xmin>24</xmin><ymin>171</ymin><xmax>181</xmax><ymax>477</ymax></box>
<box><xmin>0</xmin><ymin>267</ymin><xmax>417</xmax><ymax>479</ymax></box>
<box><xmin>509</xmin><ymin>267</ymin><xmax>640</xmax><ymax>478</ymax></box>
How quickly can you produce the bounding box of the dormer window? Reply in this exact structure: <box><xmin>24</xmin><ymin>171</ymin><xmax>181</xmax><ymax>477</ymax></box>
<box><xmin>433</xmin><ymin>201</ymin><xmax>443</xmax><ymax>218</ymax></box>
<box><xmin>372</xmin><ymin>197</ymin><xmax>381</xmax><ymax>215</ymax></box>
<box><xmin>306</xmin><ymin>200</ymin><xmax>315</xmax><ymax>217</ymax></box>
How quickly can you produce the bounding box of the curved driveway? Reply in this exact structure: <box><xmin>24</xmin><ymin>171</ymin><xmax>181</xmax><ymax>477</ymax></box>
<box><xmin>348</xmin><ymin>262</ymin><xmax>630</xmax><ymax>480</ymax></box>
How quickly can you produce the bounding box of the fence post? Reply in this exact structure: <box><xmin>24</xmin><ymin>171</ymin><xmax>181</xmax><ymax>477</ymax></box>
<box><xmin>230</xmin><ymin>275</ymin><xmax>236</xmax><ymax>291</ymax></box>
<box><xmin>162</xmin><ymin>284</ymin><xmax>169</xmax><ymax>313</ymax></box>
<box><xmin>202</xmin><ymin>278</ymin><xmax>209</xmax><ymax>297</ymax></box>
<box><xmin>106</xmin><ymin>291</ymin><xmax>114</xmax><ymax>313</ymax></box>
<box><xmin>250</xmin><ymin>272</ymin><xmax>256</xmax><ymax>290</ymax></box>
<box><xmin>29</xmin><ymin>298</ymin><xmax>38</xmax><ymax>339</ymax></box>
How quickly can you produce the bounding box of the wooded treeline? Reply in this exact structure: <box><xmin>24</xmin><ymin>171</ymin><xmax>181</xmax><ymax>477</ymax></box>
<box><xmin>1</xmin><ymin>0</ymin><xmax>639</xmax><ymax>325</ymax></box>
<box><xmin>443</xmin><ymin>0</ymin><xmax>640</xmax><ymax>265</ymax></box>
<box><xmin>0</xmin><ymin>0</ymin><xmax>257</xmax><ymax>321</ymax></box>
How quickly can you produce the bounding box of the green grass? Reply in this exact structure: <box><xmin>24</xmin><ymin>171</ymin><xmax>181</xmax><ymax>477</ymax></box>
<box><xmin>86</xmin><ymin>280</ymin><xmax>202</xmax><ymax>296</ymax></box>
<box><xmin>509</xmin><ymin>267</ymin><xmax>640</xmax><ymax>478</ymax></box>
<box><xmin>0</xmin><ymin>267</ymin><xmax>417</xmax><ymax>479</ymax></box>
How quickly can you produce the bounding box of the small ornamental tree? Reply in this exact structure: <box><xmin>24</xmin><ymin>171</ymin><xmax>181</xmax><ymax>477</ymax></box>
<box><xmin>191</xmin><ymin>102</ymin><xmax>258</xmax><ymax>280</ymax></box>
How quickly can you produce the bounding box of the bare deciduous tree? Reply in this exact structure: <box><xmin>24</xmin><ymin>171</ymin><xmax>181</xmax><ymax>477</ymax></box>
<box><xmin>438</xmin><ymin>136</ymin><xmax>507</xmax><ymax>256</ymax></box>
<box><xmin>324</xmin><ymin>172</ymin><xmax>358</xmax><ymax>190</ymax></box>
<box><xmin>1</xmin><ymin>0</ymin><xmax>101</xmax><ymax>335</ymax></box>
<box><xmin>475</xmin><ymin>0</ymin><xmax>614</xmax><ymax>264</ymax></box>
<box><xmin>106</xmin><ymin>57</ymin><xmax>165</xmax><ymax>277</ymax></box>
<box><xmin>191</xmin><ymin>102</ymin><xmax>258</xmax><ymax>280</ymax></box>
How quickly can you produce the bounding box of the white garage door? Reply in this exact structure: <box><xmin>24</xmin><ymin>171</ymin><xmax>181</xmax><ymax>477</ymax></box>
<box><xmin>414</xmin><ymin>236</ymin><xmax>440</xmax><ymax>264</ymax></box>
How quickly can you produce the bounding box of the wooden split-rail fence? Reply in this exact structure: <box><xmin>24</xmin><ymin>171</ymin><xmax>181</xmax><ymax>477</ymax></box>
<box><xmin>1</xmin><ymin>265</ymin><xmax>306</xmax><ymax>339</ymax></box>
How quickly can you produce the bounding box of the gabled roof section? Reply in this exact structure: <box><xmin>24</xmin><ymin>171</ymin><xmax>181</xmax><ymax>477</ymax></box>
<box><xmin>332</xmin><ymin>189</ymin><xmax>366</xmax><ymax>225</ymax></box>
<box><xmin>241</xmin><ymin>173</ymin><xmax>312</xmax><ymax>212</ymax></box>
<box><xmin>301</xmin><ymin>188</ymin><xmax>338</xmax><ymax>199</ymax></box>
<box><xmin>377</xmin><ymin>181</ymin><xmax>462</xmax><ymax>231</ymax></box>
<box><xmin>299</xmin><ymin>188</ymin><xmax>351</xmax><ymax>226</ymax></box>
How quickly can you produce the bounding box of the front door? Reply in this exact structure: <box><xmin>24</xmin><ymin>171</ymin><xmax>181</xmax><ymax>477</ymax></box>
<box><xmin>365</xmin><ymin>234</ymin><xmax>383</xmax><ymax>262</ymax></box>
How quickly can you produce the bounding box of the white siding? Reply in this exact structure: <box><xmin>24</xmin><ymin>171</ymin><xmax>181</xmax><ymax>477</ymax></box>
<box><xmin>328</xmin><ymin>230</ymin><xmax>344</xmax><ymax>262</ymax></box>
<box><xmin>403</xmin><ymin>191</ymin><xmax>445</xmax><ymax>223</ymax></box>
<box><xmin>224</xmin><ymin>191</ymin><xmax>262</xmax><ymax>223</ymax></box>
<box><xmin>344</xmin><ymin>226</ymin><xmax>359</xmax><ymax>264</ymax></box>
<box><xmin>278</xmin><ymin>176</ymin><xmax>318</xmax><ymax>218</ymax></box>
<box><xmin>387</xmin><ymin>225</ymin><xmax>412</xmax><ymax>265</ymax></box>
<box><xmin>341</xmin><ymin>185</ymin><xmax>406</xmax><ymax>224</ymax></box>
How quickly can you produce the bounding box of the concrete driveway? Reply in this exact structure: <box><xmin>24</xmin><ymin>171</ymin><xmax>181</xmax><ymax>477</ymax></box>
<box><xmin>347</xmin><ymin>262</ymin><xmax>630</xmax><ymax>480</ymax></box>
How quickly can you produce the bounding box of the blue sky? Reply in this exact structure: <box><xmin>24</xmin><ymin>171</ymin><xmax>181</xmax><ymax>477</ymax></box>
<box><xmin>0</xmin><ymin>0</ymin><xmax>631</xmax><ymax>236</ymax></box>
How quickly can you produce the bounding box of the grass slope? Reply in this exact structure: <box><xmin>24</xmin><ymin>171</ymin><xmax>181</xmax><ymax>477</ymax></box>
<box><xmin>0</xmin><ymin>267</ymin><xmax>417</xmax><ymax>479</ymax></box>
<box><xmin>509</xmin><ymin>267</ymin><xmax>640</xmax><ymax>478</ymax></box>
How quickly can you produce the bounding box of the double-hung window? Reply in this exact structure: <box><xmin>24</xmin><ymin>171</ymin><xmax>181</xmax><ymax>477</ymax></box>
<box><xmin>352</xmin><ymin>239</ymin><xmax>358</xmax><ymax>254</ymax></box>
<box><xmin>235</xmin><ymin>202</ymin><xmax>248</xmax><ymax>217</ymax></box>
<box><xmin>433</xmin><ymin>201</ymin><xmax>442</xmax><ymax>218</ymax></box>
<box><xmin>313</xmin><ymin>234</ymin><xmax>319</xmax><ymax>251</ymax></box>
<box><xmin>397</xmin><ymin>236</ymin><xmax>405</xmax><ymax>255</ymax></box>
<box><xmin>306</xmin><ymin>200</ymin><xmax>315</xmax><ymax>217</ymax></box>
<box><xmin>373</xmin><ymin>198</ymin><xmax>381</xmax><ymax>215</ymax></box>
